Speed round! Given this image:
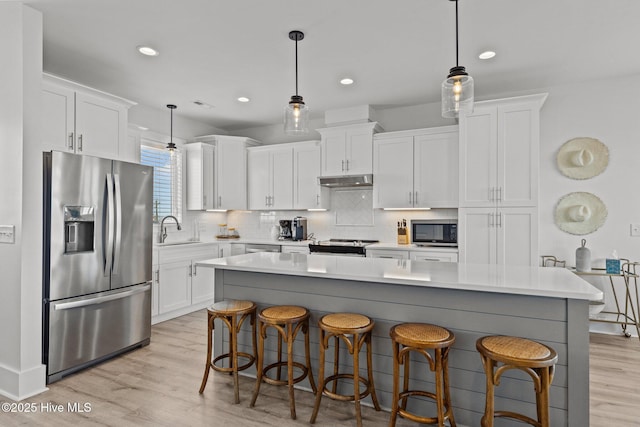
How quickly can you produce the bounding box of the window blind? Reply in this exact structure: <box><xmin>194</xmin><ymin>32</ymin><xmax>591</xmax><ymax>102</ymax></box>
<box><xmin>140</xmin><ymin>143</ymin><xmax>182</xmax><ymax>223</ymax></box>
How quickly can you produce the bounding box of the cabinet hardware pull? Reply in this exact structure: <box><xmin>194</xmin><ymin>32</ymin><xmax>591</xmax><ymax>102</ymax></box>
<box><xmin>155</xmin><ymin>270</ymin><xmax>159</xmax><ymax>283</ymax></box>
<box><xmin>68</xmin><ymin>132</ymin><xmax>74</xmax><ymax>150</ymax></box>
<box><xmin>78</xmin><ymin>134</ymin><xmax>83</xmax><ymax>151</ymax></box>
<box><xmin>341</xmin><ymin>160</ymin><xmax>345</xmax><ymax>172</ymax></box>
<box><xmin>316</xmin><ymin>194</ymin><xmax>319</xmax><ymax>205</ymax></box>
<box><xmin>345</xmin><ymin>159</ymin><xmax>349</xmax><ymax>171</ymax></box>
<box><xmin>192</xmin><ymin>264</ymin><xmax>197</xmax><ymax>276</ymax></box>
<box><xmin>265</xmin><ymin>195</ymin><xmax>268</xmax><ymax>206</ymax></box>
<box><xmin>414</xmin><ymin>191</ymin><xmax>418</xmax><ymax>205</ymax></box>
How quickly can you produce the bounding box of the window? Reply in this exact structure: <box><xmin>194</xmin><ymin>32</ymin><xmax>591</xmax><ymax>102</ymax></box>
<box><xmin>140</xmin><ymin>141</ymin><xmax>182</xmax><ymax>223</ymax></box>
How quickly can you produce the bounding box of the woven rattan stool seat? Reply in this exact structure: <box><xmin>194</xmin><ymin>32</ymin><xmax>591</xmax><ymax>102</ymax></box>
<box><xmin>209</xmin><ymin>299</ymin><xmax>255</xmax><ymax>314</ymax></box>
<box><xmin>478</xmin><ymin>336</ymin><xmax>555</xmax><ymax>365</ymax></box>
<box><xmin>476</xmin><ymin>335</ymin><xmax>558</xmax><ymax>427</ymax></box>
<box><xmin>391</xmin><ymin>322</ymin><xmax>454</xmax><ymax>348</ymax></box>
<box><xmin>260</xmin><ymin>305</ymin><xmax>307</xmax><ymax>322</ymax></box>
<box><xmin>321</xmin><ymin>312</ymin><xmax>371</xmax><ymax>330</ymax></box>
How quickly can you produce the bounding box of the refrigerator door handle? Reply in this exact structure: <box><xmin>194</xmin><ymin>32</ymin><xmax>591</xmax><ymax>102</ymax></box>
<box><xmin>53</xmin><ymin>284</ymin><xmax>151</xmax><ymax>311</ymax></box>
<box><xmin>104</xmin><ymin>173</ymin><xmax>115</xmax><ymax>276</ymax></box>
<box><xmin>112</xmin><ymin>173</ymin><xmax>123</xmax><ymax>275</ymax></box>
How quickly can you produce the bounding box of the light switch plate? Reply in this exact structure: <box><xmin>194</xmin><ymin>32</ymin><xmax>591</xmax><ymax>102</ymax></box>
<box><xmin>0</xmin><ymin>225</ymin><xmax>15</xmax><ymax>244</ymax></box>
<box><xmin>631</xmin><ymin>223</ymin><xmax>640</xmax><ymax>237</ymax></box>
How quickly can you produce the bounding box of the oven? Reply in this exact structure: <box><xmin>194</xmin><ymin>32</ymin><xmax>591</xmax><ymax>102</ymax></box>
<box><xmin>411</xmin><ymin>219</ymin><xmax>457</xmax><ymax>247</ymax></box>
<box><xmin>308</xmin><ymin>239</ymin><xmax>379</xmax><ymax>257</ymax></box>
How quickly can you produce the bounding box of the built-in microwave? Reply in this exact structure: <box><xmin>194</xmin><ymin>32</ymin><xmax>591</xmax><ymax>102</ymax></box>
<box><xmin>410</xmin><ymin>219</ymin><xmax>458</xmax><ymax>247</ymax></box>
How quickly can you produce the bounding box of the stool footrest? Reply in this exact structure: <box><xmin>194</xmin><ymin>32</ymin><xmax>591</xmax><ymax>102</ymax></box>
<box><xmin>262</xmin><ymin>361</ymin><xmax>310</xmax><ymax>386</ymax></box>
<box><xmin>322</xmin><ymin>373</ymin><xmax>373</xmax><ymax>402</ymax></box>
<box><xmin>396</xmin><ymin>390</ymin><xmax>454</xmax><ymax>424</ymax></box>
<box><xmin>212</xmin><ymin>352</ymin><xmax>255</xmax><ymax>373</ymax></box>
<box><xmin>494</xmin><ymin>410</ymin><xmax>541</xmax><ymax>427</ymax></box>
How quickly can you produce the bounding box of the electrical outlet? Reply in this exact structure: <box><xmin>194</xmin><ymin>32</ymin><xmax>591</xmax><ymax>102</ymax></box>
<box><xmin>0</xmin><ymin>225</ymin><xmax>15</xmax><ymax>244</ymax></box>
<box><xmin>631</xmin><ymin>223</ymin><xmax>640</xmax><ymax>237</ymax></box>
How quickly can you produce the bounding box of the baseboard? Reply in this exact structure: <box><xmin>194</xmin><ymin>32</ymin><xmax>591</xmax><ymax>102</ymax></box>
<box><xmin>0</xmin><ymin>362</ymin><xmax>48</xmax><ymax>401</ymax></box>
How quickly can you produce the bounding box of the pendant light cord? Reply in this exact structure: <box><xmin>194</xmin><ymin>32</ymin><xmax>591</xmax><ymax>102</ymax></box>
<box><xmin>170</xmin><ymin>108</ymin><xmax>173</xmax><ymax>144</ymax></box>
<box><xmin>295</xmin><ymin>37</ymin><xmax>299</xmax><ymax>96</ymax></box>
<box><xmin>455</xmin><ymin>0</ymin><xmax>459</xmax><ymax>67</ymax></box>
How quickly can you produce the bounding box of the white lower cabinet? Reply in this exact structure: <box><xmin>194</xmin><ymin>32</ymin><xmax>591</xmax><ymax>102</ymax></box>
<box><xmin>154</xmin><ymin>243</ymin><xmax>219</xmax><ymax>324</ymax></box>
<box><xmin>458</xmin><ymin>207</ymin><xmax>537</xmax><ymax>266</ymax></box>
<box><xmin>367</xmin><ymin>248</ymin><xmax>459</xmax><ymax>262</ymax></box>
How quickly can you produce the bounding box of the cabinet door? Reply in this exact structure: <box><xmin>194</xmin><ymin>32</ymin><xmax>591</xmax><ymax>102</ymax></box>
<box><xmin>321</xmin><ymin>130</ymin><xmax>347</xmax><ymax>176</ymax></box>
<box><xmin>496</xmin><ymin>207</ymin><xmax>537</xmax><ymax>266</ymax></box>
<box><xmin>158</xmin><ymin>260</ymin><xmax>192</xmax><ymax>314</ymax></box>
<box><xmin>186</xmin><ymin>143</ymin><xmax>214</xmax><ymax>210</ymax></box>
<box><xmin>216</xmin><ymin>141</ymin><xmax>247</xmax><ymax>209</ymax></box>
<box><xmin>217</xmin><ymin>243</ymin><xmax>231</xmax><ymax>258</ymax></box>
<box><xmin>367</xmin><ymin>249</ymin><xmax>409</xmax><ymax>259</ymax></box>
<box><xmin>191</xmin><ymin>260</ymin><xmax>215</xmax><ymax>305</ymax></box>
<box><xmin>497</xmin><ymin>103</ymin><xmax>538</xmax><ymax>207</ymax></box>
<box><xmin>42</xmin><ymin>83</ymin><xmax>75</xmax><ymax>152</ymax></box>
<box><xmin>294</xmin><ymin>142</ymin><xmax>328</xmax><ymax>209</ymax></box>
<box><xmin>345</xmin><ymin>128</ymin><xmax>374</xmax><ymax>174</ymax></box>
<box><xmin>414</xmin><ymin>130</ymin><xmax>458</xmax><ymax>208</ymax></box>
<box><xmin>270</xmin><ymin>147</ymin><xmax>294</xmax><ymax>210</ymax></box>
<box><xmin>247</xmin><ymin>149</ymin><xmax>271</xmax><ymax>209</ymax></box>
<box><xmin>459</xmin><ymin>106</ymin><xmax>498</xmax><ymax>207</ymax></box>
<box><xmin>75</xmin><ymin>91</ymin><xmax>126</xmax><ymax>160</ymax></box>
<box><xmin>373</xmin><ymin>137</ymin><xmax>414</xmax><ymax>208</ymax></box>
<box><xmin>410</xmin><ymin>251</ymin><xmax>458</xmax><ymax>262</ymax></box>
<box><xmin>458</xmin><ymin>208</ymin><xmax>497</xmax><ymax>264</ymax></box>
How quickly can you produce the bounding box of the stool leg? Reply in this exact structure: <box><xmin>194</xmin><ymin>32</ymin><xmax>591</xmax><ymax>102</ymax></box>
<box><xmin>353</xmin><ymin>333</ymin><xmax>363</xmax><ymax>427</ymax></box>
<box><xmin>442</xmin><ymin>348</ymin><xmax>456</xmax><ymax>427</ymax></box>
<box><xmin>199</xmin><ymin>312</ymin><xmax>214</xmax><ymax>393</ymax></box>
<box><xmin>538</xmin><ymin>367</ymin><xmax>551</xmax><ymax>427</ymax></box>
<box><xmin>250</xmin><ymin>321</ymin><xmax>265</xmax><ymax>408</ymax></box>
<box><xmin>303</xmin><ymin>318</ymin><xmax>317</xmax><ymax>393</ymax></box>
<box><xmin>310</xmin><ymin>329</ymin><xmax>326</xmax><ymax>424</ymax></box>
<box><xmin>401</xmin><ymin>347</ymin><xmax>410</xmax><ymax>411</ymax></box>
<box><xmin>251</xmin><ymin>311</ymin><xmax>258</xmax><ymax>363</ymax></box>
<box><xmin>286</xmin><ymin>323</ymin><xmax>297</xmax><ymax>420</ymax></box>
<box><xmin>277</xmin><ymin>329</ymin><xmax>283</xmax><ymax>381</ymax></box>
<box><xmin>332</xmin><ymin>335</ymin><xmax>340</xmax><ymax>394</ymax></box>
<box><xmin>231</xmin><ymin>314</ymin><xmax>240</xmax><ymax>404</ymax></box>
<box><xmin>366</xmin><ymin>331</ymin><xmax>381</xmax><ymax>411</ymax></box>
<box><xmin>480</xmin><ymin>355</ymin><xmax>495</xmax><ymax>427</ymax></box>
<box><xmin>434</xmin><ymin>349</ymin><xmax>445</xmax><ymax>427</ymax></box>
<box><xmin>389</xmin><ymin>339</ymin><xmax>400</xmax><ymax>427</ymax></box>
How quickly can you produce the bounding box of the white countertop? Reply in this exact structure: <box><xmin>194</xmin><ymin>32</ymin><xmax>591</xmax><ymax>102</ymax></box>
<box><xmin>197</xmin><ymin>252</ymin><xmax>602</xmax><ymax>301</ymax></box>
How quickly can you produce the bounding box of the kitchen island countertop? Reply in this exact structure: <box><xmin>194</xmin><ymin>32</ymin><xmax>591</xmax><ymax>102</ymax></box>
<box><xmin>197</xmin><ymin>252</ymin><xmax>602</xmax><ymax>301</ymax></box>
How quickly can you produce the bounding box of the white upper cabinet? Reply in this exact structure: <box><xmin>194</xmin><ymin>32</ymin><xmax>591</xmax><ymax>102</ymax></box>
<box><xmin>248</xmin><ymin>145</ymin><xmax>293</xmax><ymax>210</ymax></box>
<box><xmin>373</xmin><ymin>126</ymin><xmax>458</xmax><ymax>209</ymax></box>
<box><xmin>41</xmin><ymin>74</ymin><xmax>134</xmax><ymax>161</ymax></box>
<box><xmin>192</xmin><ymin>135</ymin><xmax>261</xmax><ymax>210</ymax></box>
<box><xmin>293</xmin><ymin>141</ymin><xmax>329</xmax><ymax>210</ymax></box>
<box><xmin>459</xmin><ymin>94</ymin><xmax>547</xmax><ymax>208</ymax></box>
<box><xmin>317</xmin><ymin>122</ymin><xmax>383</xmax><ymax>176</ymax></box>
<box><xmin>185</xmin><ymin>143</ymin><xmax>215</xmax><ymax>210</ymax></box>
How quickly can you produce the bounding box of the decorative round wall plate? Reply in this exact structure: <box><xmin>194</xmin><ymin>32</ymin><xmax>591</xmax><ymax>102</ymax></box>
<box><xmin>554</xmin><ymin>192</ymin><xmax>607</xmax><ymax>235</ymax></box>
<box><xmin>556</xmin><ymin>137</ymin><xmax>609</xmax><ymax>179</ymax></box>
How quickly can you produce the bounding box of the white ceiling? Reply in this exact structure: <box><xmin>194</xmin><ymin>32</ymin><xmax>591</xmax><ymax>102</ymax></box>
<box><xmin>25</xmin><ymin>0</ymin><xmax>640</xmax><ymax>131</ymax></box>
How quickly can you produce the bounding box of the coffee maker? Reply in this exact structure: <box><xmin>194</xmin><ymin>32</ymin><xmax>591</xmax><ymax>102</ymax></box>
<box><xmin>292</xmin><ymin>217</ymin><xmax>308</xmax><ymax>241</ymax></box>
<box><xmin>278</xmin><ymin>220</ymin><xmax>292</xmax><ymax>240</ymax></box>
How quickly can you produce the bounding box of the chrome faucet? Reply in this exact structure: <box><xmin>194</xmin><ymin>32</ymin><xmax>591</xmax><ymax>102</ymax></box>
<box><xmin>159</xmin><ymin>215</ymin><xmax>182</xmax><ymax>243</ymax></box>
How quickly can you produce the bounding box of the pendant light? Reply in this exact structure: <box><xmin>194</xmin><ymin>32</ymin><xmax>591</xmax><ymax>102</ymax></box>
<box><xmin>166</xmin><ymin>104</ymin><xmax>177</xmax><ymax>151</ymax></box>
<box><xmin>441</xmin><ymin>0</ymin><xmax>474</xmax><ymax>118</ymax></box>
<box><xmin>284</xmin><ymin>30</ymin><xmax>309</xmax><ymax>135</ymax></box>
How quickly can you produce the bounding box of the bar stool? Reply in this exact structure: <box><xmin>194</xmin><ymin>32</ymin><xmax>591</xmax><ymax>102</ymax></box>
<box><xmin>250</xmin><ymin>305</ymin><xmax>316</xmax><ymax>420</ymax></box>
<box><xmin>310</xmin><ymin>312</ymin><xmax>381</xmax><ymax>427</ymax></box>
<box><xmin>199</xmin><ymin>300</ymin><xmax>257</xmax><ymax>404</ymax></box>
<box><xmin>389</xmin><ymin>323</ymin><xmax>456</xmax><ymax>427</ymax></box>
<box><xmin>476</xmin><ymin>335</ymin><xmax>558</xmax><ymax>427</ymax></box>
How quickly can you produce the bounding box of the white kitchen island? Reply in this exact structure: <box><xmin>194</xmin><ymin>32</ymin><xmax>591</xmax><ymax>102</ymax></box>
<box><xmin>197</xmin><ymin>253</ymin><xmax>601</xmax><ymax>427</ymax></box>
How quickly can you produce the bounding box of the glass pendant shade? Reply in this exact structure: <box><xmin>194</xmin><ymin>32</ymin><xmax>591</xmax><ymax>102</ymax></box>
<box><xmin>441</xmin><ymin>66</ymin><xmax>474</xmax><ymax>118</ymax></box>
<box><xmin>284</xmin><ymin>95</ymin><xmax>309</xmax><ymax>134</ymax></box>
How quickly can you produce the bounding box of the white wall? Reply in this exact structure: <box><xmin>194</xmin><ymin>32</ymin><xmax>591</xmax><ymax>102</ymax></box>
<box><xmin>0</xmin><ymin>3</ymin><xmax>47</xmax><ymax>400</ymax></box>
<box><xmin>129</xmin><ymin>104</ymin><xmax>227</xmax><ymax>141</ymax></box>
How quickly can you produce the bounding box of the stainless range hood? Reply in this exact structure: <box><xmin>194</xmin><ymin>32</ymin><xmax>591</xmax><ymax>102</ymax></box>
<box><xmin>318</xmin><ymin>174</ymin><xmax>373</xmax><ymax>187</ymax></box>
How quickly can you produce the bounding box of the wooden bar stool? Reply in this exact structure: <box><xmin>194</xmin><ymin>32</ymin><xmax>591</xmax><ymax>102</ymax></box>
<box><xmin>310</xmin><ymin>312</ymin><xmax>381</xmax><ymax>427</ymax></box>
<box><xmin>476</xmin><ymin>335</ymin><xmax>558</xmax><ymax>427</ymax></box>
<box><xmin>199</xmin><ymin>300</ymin><xmax>257</xmax><ymax>403</ymax></box>
<box><xmin>250</xmin><ymin>305</ymin><xmax>316</xmax><ymax>420</ymax></box>
<box><xmin>389</xmin><ymin>323</ymin><xmax>456</xmax><ymax>427</ymax></box>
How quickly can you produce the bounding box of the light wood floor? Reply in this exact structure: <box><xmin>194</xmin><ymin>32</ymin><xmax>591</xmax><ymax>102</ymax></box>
<box><xmin>3</xmin><ymin>310</ymin><xmax>639</xmax><ymax>426</ymax></box>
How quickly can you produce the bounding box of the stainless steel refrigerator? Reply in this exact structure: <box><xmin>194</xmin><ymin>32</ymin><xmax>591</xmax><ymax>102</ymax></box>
<box><xmin>43</xmin><ymin>151</ymin><xmax>153</xmax><ymax>383</ymax></box>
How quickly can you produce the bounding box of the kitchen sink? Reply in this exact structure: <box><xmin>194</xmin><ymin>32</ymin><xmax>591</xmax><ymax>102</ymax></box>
<box><xmin>156</xmin><ymin>239</ymin><xmax>202</xmax><ymax>247</ymax></box>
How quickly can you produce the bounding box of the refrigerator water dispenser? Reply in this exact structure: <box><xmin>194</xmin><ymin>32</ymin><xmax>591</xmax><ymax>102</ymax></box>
<box><xmin>64</xmin><ymin>206</ymin><xmax>95</xmax><ymax>253</ymax></box>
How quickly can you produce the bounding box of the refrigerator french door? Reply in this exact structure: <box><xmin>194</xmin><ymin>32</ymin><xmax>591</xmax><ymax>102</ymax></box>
<box><xmin>43</xmin><ymin>151</ymin><xmax>153</xmax><ymax>383</ymax></box>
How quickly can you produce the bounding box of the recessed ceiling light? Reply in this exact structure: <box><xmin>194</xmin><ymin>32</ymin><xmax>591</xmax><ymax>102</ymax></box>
<box><xmin>137</xmin><ymin>45</ymin><xmax>159</xmax><ymax>56</ymax></box>
<box><xmin>340</xmin><ymin>78</ymin><xmax>354</xmax><ymax>85</ymax></box>
<box><xmin>478</xmin><ymin>51</ymin><xmax>496</xmax><ymax>60</ymax></box>
<box><xmin>237</xmin><ymin>97</ymin><xmax>250</xmax><ymax>103</ymax></box>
